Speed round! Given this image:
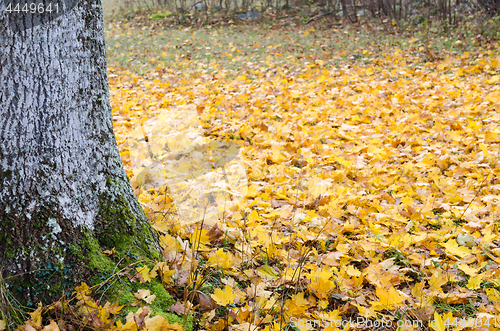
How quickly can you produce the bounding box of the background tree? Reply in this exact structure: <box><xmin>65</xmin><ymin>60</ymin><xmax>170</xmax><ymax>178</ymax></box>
<box><xmin>0</xmin><ymin>0</ymin><xmax>162</xmax><ymax>306</ymax></box>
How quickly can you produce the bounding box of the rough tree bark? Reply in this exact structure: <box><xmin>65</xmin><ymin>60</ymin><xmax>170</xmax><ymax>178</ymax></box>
<box><xmin>0</xmin><ymin>0</ymin><xmax>163</xmax><ymax>308</ymax></box>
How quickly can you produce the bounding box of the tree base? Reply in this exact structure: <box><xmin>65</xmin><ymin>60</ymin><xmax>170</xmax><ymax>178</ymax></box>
<box><xmin>0</xmin><ymin>178</ymin><xmax>159</xmax><ymax>306</ymax></box>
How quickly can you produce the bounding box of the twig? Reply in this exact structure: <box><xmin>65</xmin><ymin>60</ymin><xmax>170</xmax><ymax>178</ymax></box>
<box><xmin>305</xmin><ymin>10</ymin><xmax>334</xmax><ymax>24</ymax></box>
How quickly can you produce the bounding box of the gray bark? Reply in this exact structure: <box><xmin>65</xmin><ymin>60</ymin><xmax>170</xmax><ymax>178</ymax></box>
<box><xmin>1</xmin><ymin>0</ymin><xmax>117</xmax><ymax>227</ymax></box>
<box><xmin>0</xmin><ymin>0</ymin><xmax>157</xmax><ymax>305</ymax></box>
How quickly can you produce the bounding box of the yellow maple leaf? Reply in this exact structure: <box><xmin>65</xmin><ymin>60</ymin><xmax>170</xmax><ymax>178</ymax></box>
<box><xmin>430</xmin><ymin>312</ymin><xmax>446</xmax><ymax>331</ymax></box>
<box><xmin>308</xmin><ymin>177</ymin><xmax>332</xmax><ymax>198</ymax></box>
<box><xmin>429</xmin><ymin>272</ymin><xmax>448</xmax><ymax>293</ymax></box>
<box><xmin>256</xmin><ymin>265</ymin><xmax>280</xmax><ymax>280</ymax></box>
<box><xmin>286</xmin><ymin>292</ymin><xmax>310</xmax><ymax>315</ymax></box>
<box><xmin>208</xmin><ymin>249</ymin><xmax>234</xmax><ymax>270</ymax></box>
<box><xmin>345</xmin><ymin>265</ymin><xmax>361</xmax><ymax>277</ymax></box>
<box><xmin>161</xmin><ymin>320</ymin><xmax>184</xmax><ymax>331</ymax></box>
<box><xmin>103</xmin><ymin>301</ymin><xmax>124</xmax><ymax>315</ymax></box>
<box><xmin>0</xmin><ymin>320</ymin><xmax>6</xmax><ymax>331</ymax></box>
<box><xmin>307</xmin><ymin>267</ymin><xmax>336</xmax><ymax>299</ymax></box>
<box><xmin>145</xmin><ymin>315</ymin><xmax>165</xmax><ymax>331</ymax></box>
<box><xmin>373</xmin><ymin>286</ymin><xmax>406</xmax><ymax>309</ymax></box>
<box><xmin>159</xmin><ymin>234</ymin><xmax>178</xmax><ymax>251</ymax></box>
<box><xmin>190</xmin><ymin>229</ymin><xmax>210</xmax><ymax>249</ymax></box>
<box><xmin>485</xmin><ymin>131</ymin><xmax>499</xmax><ymax>142</ymax></box>
<box><xmin>294</xmin><ymin>319</ymin><xmax>316</xmax><ymax>331</ymax></box>
<box><xmin>211</xmin><ymin>284</ymin><xmax>236</xmax><ymax>306</ymax></box>
<box><xmin>485</xmin><ymin>288</ymin><xmax>500</xmax><ymax>303</ymax></box>
<box><xmin>74</xmin><ymin>283</ymin><xmax>92</xmax><ymax>301</ymax></box>
<box><xmin>282</xmin><ymin>267</ymin><xmax>300</xmax><ymax>282</ymax></box>
<box><xmin>355</xmin><ymin>304</ymin><xmax>378</xmax><ymax>319</ymax></box>
<box><xmin>442</xmin><ymin>239</ymin><xmax>471</xmax><ymax>258</ymax></box>
<box><xmin>246</xmin><ymin>210</ymin><xmax>260</xmax><ymax>225</ymax></box>
<box><xmin>29</xmin><ymin>302</ymin><xmax>43</xmax><ymax>327</ymax></box>
<box><xmin>114</xmin><ymin>319</ymin><xmax>138</xmax><ymax>331</ymax></box>
<box><xmin>466</xmin><ymin>273</ymin><xmax>484</xmax><ymax>290</ymax></box>
<box><xmin>457</xmin><ymin>263</ymin><xmax>478</xmax><ymax>277</ymax></box>
<box><xmin>136</xmin><ymin>266</ymin><xmax>152</xmax><ymax>283</ymax></box>
<box><xmin>159</xmin><ymin>265</ymin><xmax>176</xmax><ymax>284</ymax></box>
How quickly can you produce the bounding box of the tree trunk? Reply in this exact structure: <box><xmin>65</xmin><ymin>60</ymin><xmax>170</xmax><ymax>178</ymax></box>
<box><xmin>0</xmin><ymin>0</ymin><xmax>161</xmax><ymax>307</ymax></box>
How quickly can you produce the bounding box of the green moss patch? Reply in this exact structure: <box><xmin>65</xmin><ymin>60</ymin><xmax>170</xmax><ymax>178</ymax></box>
<box><xmin>106</xmin><ymin>278</ymin><xmax>193</xmax><ymax>330</ymax></box>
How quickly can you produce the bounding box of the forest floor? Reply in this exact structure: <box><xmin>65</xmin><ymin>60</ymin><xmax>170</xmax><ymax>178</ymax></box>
<box><xmin>99</xmin><ymin>17</ymin><xmax>500</xmax><ymax>330</ymax></box>
<box><xmin>4</xmin><ymin>15</ymin><xmax>500</xmax><ymax>331</ymax></box>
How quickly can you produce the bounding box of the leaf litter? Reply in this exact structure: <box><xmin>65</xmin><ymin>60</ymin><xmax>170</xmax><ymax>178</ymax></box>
<box><xmin>105</xmin><ymin>28</ymin><xmax>500</xmax><ymax>330</ymax></box>
<box><xmin>8</xmin><ymin>25</ymin><xmax>500</xmax><ymax>330</ymax></box>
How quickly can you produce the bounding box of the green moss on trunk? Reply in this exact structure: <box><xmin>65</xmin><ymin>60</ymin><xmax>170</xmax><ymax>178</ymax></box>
<box><xmin>0</xmin><ymin>176</ymin><xmax>185</xmax><ymax>327</ymax></box>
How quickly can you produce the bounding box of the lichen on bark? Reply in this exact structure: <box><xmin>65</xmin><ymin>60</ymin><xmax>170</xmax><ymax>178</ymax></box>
<box><xmin>0</xmin><ymin>0</ymin><xmax>183</xmax><ymax>324</ymax></box>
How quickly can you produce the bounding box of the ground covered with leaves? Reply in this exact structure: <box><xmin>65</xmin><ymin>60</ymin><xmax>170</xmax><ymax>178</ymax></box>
<box><xmin>4</xmin><ymin>20</ymin><xmax>500</xmax><ymax>331</ymax></box>
<box><xmin>100</xmin><ymin>20</ymin><xmax>500</xmax><ymax>330</ymax></box>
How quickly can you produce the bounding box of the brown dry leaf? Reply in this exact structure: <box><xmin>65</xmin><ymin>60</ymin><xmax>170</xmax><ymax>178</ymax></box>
<box><xmin>134</xmin><ymin>307</ymin><xmax>151</xmax><ymax>328</ymax></box>
<box><xmin>198</xmin><ymin>292</ymin><xmax>217</xmax><ymax>312</ymax></box>
<box><xmin>169</xmin><ymin>303</ymin><xmax>190</xmax><ymax>315</ymax></box>
<box><xmin>206</xmin><ymin>223</ymin><xmax>224</xmax><ymax>243</ymax></box>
